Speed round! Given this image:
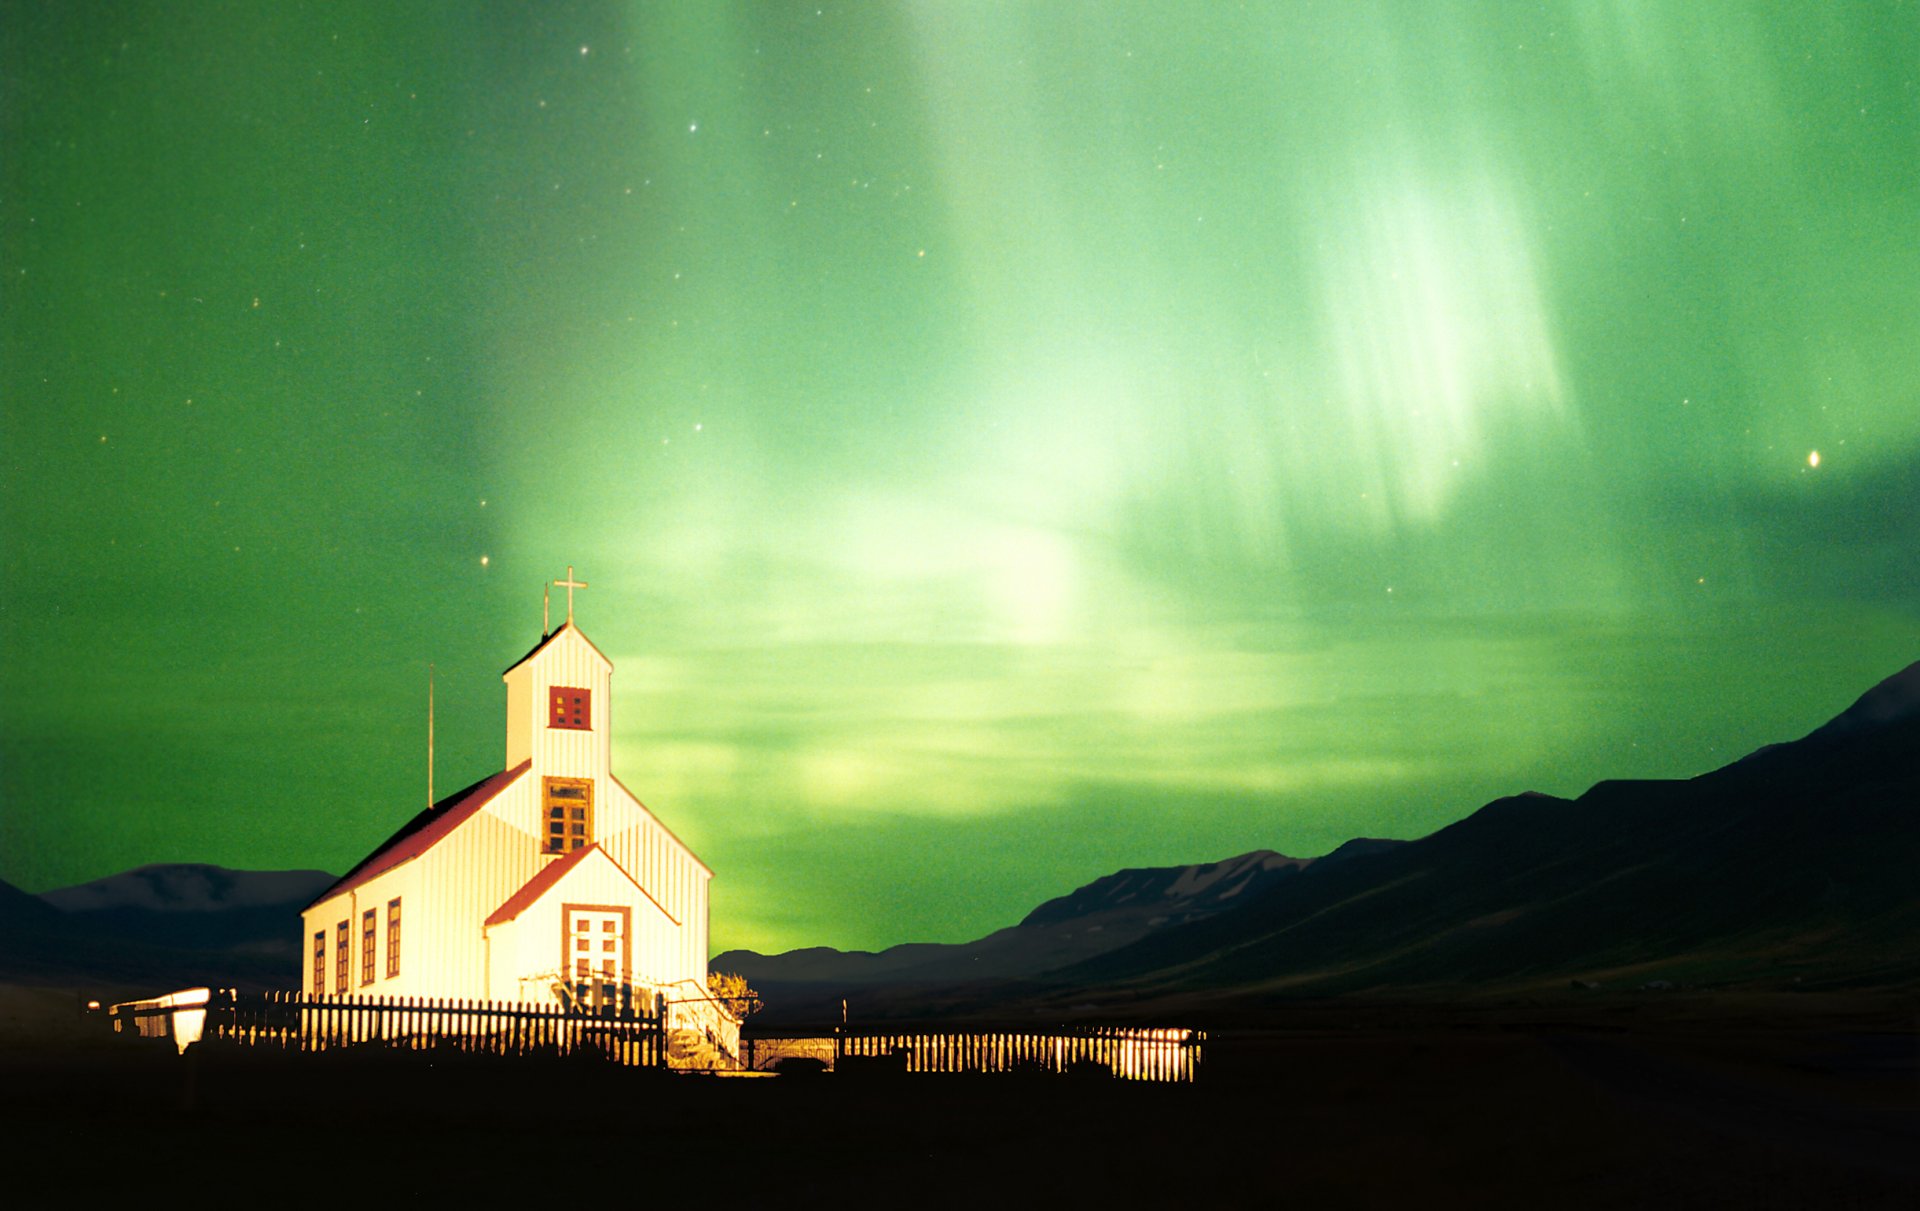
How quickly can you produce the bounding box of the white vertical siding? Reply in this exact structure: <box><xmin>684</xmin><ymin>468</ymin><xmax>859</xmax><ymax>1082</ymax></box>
<box><xmin>521</xmin><ymin>629</ymin><xmax>612</xmax><ymax>791</ymax></box>
<box><xmin>484</xmin><ymin>849</ymin><xmax>678</xmax><ymax>999</ymax></box>
<box><xmin>504</xmin><ymin>666</ymin><xmax>531</xmax><ymax>768</ymax></box>
<box><xmin>421</xmin><ymin>783</ymin><xmax>538</xmax><ymax>994</ymax></box>
<box><xmin>298</xmin><ymin>860</ymin><xmax>423</xmax><ymax>998</ymax></box>
<box><xmin>305</xmin><ymin>621</ymin><xmax>714</xmax><ymax>1004</ymax></box>
<box><xmin>598</xmin><ymin>783</ymin><xmax>708</xmax><ymax>988</ymax></box>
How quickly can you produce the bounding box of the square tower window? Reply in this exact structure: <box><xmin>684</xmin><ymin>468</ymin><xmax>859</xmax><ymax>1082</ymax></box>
<box><xmin>543</xmin><ymin>776</ymin><xmax>594</xmax><ymax>855</ymax></box>
<box><xmin>549</xmin><ymin>687</ymin><xmax>591</xmax><ymax>731</ymax></box>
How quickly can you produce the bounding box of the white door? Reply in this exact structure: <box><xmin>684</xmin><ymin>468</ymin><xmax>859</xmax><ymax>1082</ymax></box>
<box><xmin>566</xmin><ymin>907</ymin><xmax>625</xmax><ymax>1008</ymax></box>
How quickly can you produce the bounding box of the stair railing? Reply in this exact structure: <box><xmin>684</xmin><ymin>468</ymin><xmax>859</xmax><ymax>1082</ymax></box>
<box><xmin>659</xmin><ymin>979</ymin><xmax>742</xmax><ymax>1068</ymax></box>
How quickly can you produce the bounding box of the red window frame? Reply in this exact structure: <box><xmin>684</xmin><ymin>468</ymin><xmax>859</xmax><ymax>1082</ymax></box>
<box><xmin>334</xmin><ymin>921</ymin><xmax>350</xmax><ymax>994</ymax></box>
<box><xmin>386</xmin><ymin>898</ymin><xmax>401</xmax><ymax>979</ymax></box>
<box><xmin>549</xmin><ymin>687</ymin><xmax>591</xmax><ymax>731</ymax></box>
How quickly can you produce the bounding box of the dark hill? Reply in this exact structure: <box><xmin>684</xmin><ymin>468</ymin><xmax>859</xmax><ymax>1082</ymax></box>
<box><xmin>1048</xmin><ymin>661</ymin><xmax>1920</xmax><ymax>1006</ymax></box>
<box><xmin>725</xmin><ymin>659</ymin><xmax>1918</xmax><ymax>1022</ymax></box>
<box><xmin>714</xmin><ymin>849</ymin><xmax>1360</xmax><ymax>1017</ymax></box>
<box><xmin>3</xmin><ymin>865</ymin><xmax>338</xmax><ymax>992</ymax></box>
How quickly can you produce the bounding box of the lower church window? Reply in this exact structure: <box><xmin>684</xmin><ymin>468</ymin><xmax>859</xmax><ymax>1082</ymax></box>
<box><xmin>334</xmin><ymin>921</ymin><xmax>349</xmax><ymax>994</ymax></box>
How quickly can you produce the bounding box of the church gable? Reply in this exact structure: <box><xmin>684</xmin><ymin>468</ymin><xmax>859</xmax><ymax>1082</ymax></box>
<box><xmin>606</xmin><ymin>775</ymin><xmax>711</xmax><ymax>878</ymax></box>
<box><xmin>503</xmin><ymin>623</ymin><xmax>613</xmax><ymax>780</ymax></box>
<box><xmin>302</xmin><ymin>567</ymin><xmax>713</xmax><ymax>1003</ymax></box>
<box><xmin>482</xmin><ymin>843</ymin><xmax>679</xmax><ymax>1001</ymax></box>
<box><xmin>484</xmin><ymin>843</ymin><xmax>672</xmax><ymax>928</ymax></box>
<box><xmin>469</xmin><ymin>757</ymin><xmax>646</xmax><ymax>861</ymax></box>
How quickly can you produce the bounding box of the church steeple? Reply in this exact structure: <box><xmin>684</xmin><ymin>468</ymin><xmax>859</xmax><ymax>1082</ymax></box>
<box><xmin>503</xmin><ymin>570</ymin><xmax>613</xmax><ymax>787</ymax></box>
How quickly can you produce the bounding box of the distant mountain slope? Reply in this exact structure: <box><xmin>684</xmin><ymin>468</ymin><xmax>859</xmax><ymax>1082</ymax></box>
<box><xmin>0</xmin><ymin>877</ymin><xmax>69</xmax><ymax>938</ymax></box>
<box><xmin>718</xmin><ymin>851</ymin><xmax>1308</xmax><ymax>984</ymax></box>
<box><xmin>1805</xmin><ymin>659</ymin><xmax>1920</xmax><ymax>741</ymax></box>
<box><xmin>716</xmin><ymin>843</ymin><xmax>1405</xmax><ymax>1017</ymax></box>
<box><xmin>724</xmin><ymin>659</ymin><xmax>1918</xmax><ymax>1022</ymax></box>
<box><xmin>1018</xmin><ymin>850</ymin><xmax>1310</xmax><ymax>929</ymax></box>
<box><xmin>39</xmin><ymin>865</ymin><xmax>335</xmax><ymax>914</ymax></box>
<box><xmin>4</xmin><ymin>865</ymin><xmax>337</xmax><ymax>992</ymax></box>
<box><xmin>1051</xmin><ymin>660</ymin><xmax>1920</xmax><ymax>1005</ymax></box>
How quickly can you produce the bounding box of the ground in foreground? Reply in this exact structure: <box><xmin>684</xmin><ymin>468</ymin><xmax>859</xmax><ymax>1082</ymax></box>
<box><xmin>5</xmin><ymin>997</ymin><xmax>1914</xmax><ymax>1207</ymax></box>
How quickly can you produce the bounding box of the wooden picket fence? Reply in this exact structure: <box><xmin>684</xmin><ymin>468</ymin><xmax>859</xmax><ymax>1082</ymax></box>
<box><xmin>107</xmin><ymin>991</ymin><xmax>1200</xmax><ymax>1082</ymax></box>
<box><xmin>109</xmin><ymin>988</ymin><xmax>667</xmax><ymax>1068</ymax></box>
<box><xmin>832</xmin><ymin>1023</ymin><xmax>1204</xmax><ymax>1082</ymax></box>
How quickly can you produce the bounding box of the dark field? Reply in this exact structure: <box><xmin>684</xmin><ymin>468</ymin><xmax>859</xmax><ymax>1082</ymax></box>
<box><xmin>5</xmin><ymin>990</ymin><xmax>1914</xmax><ymax>1207</ymax></box>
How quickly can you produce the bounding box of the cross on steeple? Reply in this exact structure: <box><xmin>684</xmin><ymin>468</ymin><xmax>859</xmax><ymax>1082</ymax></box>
<box><xmin>554</xmin><ymin>565</ymin><xmax>588</xmax><ymax>626</ymax></box>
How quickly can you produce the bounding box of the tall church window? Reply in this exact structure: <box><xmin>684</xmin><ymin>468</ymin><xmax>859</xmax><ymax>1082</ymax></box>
<box><xmin>543</xmin><ymin>777</ymin><xmax>594</xmax><ymax>855</ymax></box>
<box><xmin>312</xmin><ymin>931</ymin><xmax>326</xmax><ymax>996</ymax></box>
<box><xmin>360</xmin><ymin>909</ymin><xmax>376</xmax><ymax>987</ymax></box>
<box><xmin>549</xmin><ymin>687</ymin><xmax>591</xmax><ymax>731</ymax></box>
<box><xmin>386</xmin><ymin>898</ymin><xmax>401</xmax><ymax>978</ymax></box>
<box><xmin>334</xmin><ymin>921</ymin><xmax>349</xmax><ymax>994</ymax></box>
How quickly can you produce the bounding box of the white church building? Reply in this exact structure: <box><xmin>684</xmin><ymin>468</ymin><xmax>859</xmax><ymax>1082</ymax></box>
<box><xmin>301</xmin><ymin>573</ymin><xmax>716</xmax><ymax>1027</ymax></box>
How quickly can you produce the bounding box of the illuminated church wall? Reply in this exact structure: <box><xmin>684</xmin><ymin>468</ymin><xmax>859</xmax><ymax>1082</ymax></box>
<box><xmin>300</xmin><ymin>609</ymin><xmax>712</xmax><ymax>1004</ymax></box>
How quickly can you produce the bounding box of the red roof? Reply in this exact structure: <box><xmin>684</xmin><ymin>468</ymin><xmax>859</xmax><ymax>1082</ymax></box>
<box><xmin>483</xmin><ymin>843</ymin><xmax>597</xmax><ymax>926</ymax></box>
<box><xmin>308</xmin><ymin>761</ymin><xmax>531</xmax><ymax>908</ymax></box>
<box><xmin>484</xmin><ymin>843</ymin><xmax>676</xmax><ymax>927</ymax></box>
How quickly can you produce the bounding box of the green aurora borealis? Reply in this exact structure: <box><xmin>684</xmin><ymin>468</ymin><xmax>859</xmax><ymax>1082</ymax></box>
<box><xmin>3</xmin><ymin>2</ymin><xmax>1917</xmax><ymax>954</ymax></box>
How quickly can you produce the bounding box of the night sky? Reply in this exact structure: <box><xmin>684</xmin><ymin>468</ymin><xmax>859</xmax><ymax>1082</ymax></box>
<box><xmin>4</xmin><ymin>2</ymin><xmax>1917</xmax><ymax>955</ymax></box>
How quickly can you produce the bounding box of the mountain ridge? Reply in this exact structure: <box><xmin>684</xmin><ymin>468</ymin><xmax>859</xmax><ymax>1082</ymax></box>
<box><xmin>38</xmin><ymin>864</ymin><xmax>336</xmax><ymax>914</ymax></box>
<box><xmin>1036</xmin><ymin>661</ymin><xmax>1920</xmax><ymax>1010</ymax></box>
<box><xmin>721</xmin><ymin>659</ymin><xmax>1919</xmax><ymax>1020</ymax></box>
<box><xmin>1</xmin><ymin>864</ymin><xmax>338</xmax><ymax>991</ymax></box>
<box><xmin>713</xmin><ymin>847</ymin><xmax>1358</xmax><ymax>991</ymax></box>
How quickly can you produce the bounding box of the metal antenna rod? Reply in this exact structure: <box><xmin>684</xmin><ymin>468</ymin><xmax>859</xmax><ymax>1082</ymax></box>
<box><xmin>428</xmin><ymin>662</ymin><xmax>436</xmax><ymax>810</ymax></box>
